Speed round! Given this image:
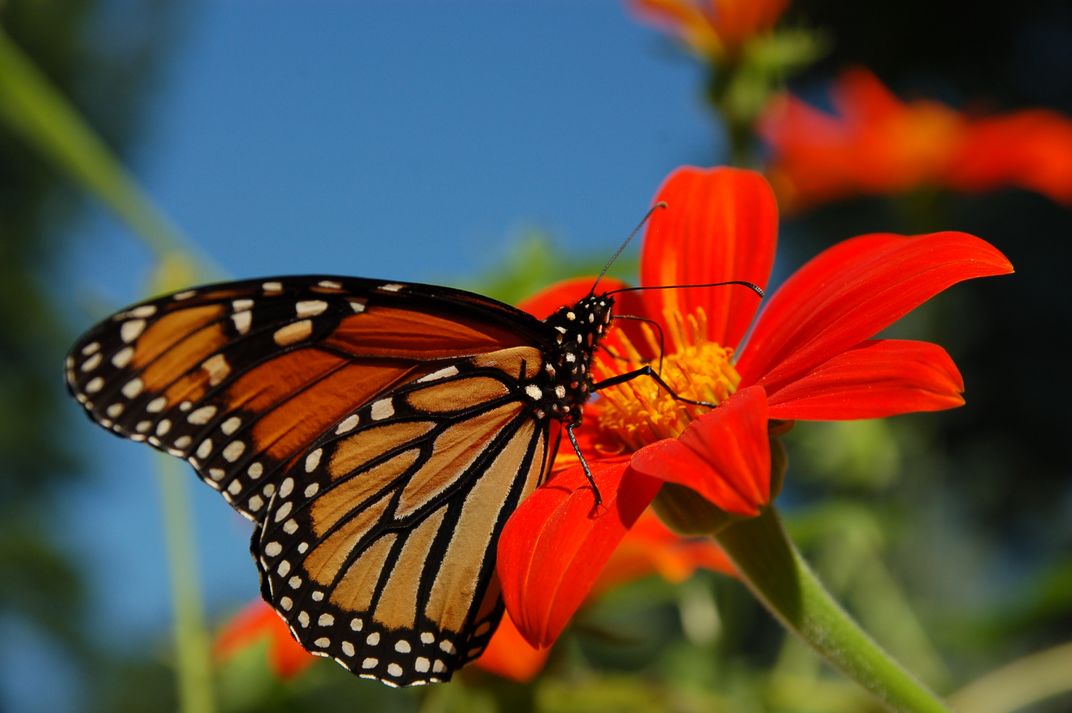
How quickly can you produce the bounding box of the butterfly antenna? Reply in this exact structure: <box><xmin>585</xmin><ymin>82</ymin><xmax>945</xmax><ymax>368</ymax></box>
<box><xmin>589</xmin><ymin>201</ymin><xmax>667</xmax><ymax>297</ymax></box>
<box><xmin>606</xmin><ymin>281</ymin><xmax>765</xmax><ymax>299</ymax></box>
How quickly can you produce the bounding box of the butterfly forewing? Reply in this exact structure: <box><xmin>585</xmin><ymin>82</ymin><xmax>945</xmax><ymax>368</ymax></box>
<box><xmin>253</xmin><ymin>351</ymin><xmax>552</xmax><ymax>684</ymax></box>
<box><xmin>65</xmin><ymin>276</ymin><xmax>548</xmax><ymax>522</ymax></box>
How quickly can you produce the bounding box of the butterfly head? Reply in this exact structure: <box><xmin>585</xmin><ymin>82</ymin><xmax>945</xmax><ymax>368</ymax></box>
<box><xmin>538</xmin><ymin>293</ymin><xmax>615</xmax><ymax>426</ymax></box>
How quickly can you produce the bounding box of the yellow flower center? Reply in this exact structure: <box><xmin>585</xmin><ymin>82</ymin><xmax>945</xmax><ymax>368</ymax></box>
<box><xmin>593</xmin><ymin>307</ymin><xmax>741</xmax><ymax>453</ymax></box>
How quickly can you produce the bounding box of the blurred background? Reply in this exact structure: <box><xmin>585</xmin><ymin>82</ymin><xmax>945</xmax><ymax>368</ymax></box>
<box><xmin>1</xmin><ymin>1</ymin><xmax>1070</xmax><ymax>712</ymax></box>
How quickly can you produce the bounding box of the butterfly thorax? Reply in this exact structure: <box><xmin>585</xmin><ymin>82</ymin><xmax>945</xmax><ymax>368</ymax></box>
<box><xmin>534</xmin><ymin>293</ymin><xmax>614</xmax><ymax>427</ymax></box>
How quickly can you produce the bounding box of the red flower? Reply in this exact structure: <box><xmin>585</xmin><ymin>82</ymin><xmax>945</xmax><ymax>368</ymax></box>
<box><xmin>498</xmin><ymin>165</ymin><xmax>1012</xmax><ymax>648</ymax></box>
<box><xmin>215</xmin><ymin>600</ymin><xmax>315</xmax><ymax>679</ymax></box>
<box><xmin>630</xmin><ymin>0</ymin><xmax>789</xmax><ymax>60</ymax></box>
<box><xmin>761</xmin><ymin>68</ymin><xmax>1072</xmax><ymax>210</ymax></box>
<box><xmin>475</xmin><ymin>513</ymin><xmax>733</xmax><ymax>682</ymax></box>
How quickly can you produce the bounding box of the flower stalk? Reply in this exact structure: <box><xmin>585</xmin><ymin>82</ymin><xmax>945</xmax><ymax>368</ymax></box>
<box><xmin>714</xmin><ymin>507</ymin><xmax>952</xmax><ymax>713</ymax></box>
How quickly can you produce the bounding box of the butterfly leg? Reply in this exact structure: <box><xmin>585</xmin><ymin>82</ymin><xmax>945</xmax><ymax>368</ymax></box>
<box><xmin>591</xmin><ymin>366</ymin><xmax>717</xmax><ymax>409</ymax></box>
<box><xmin>565</xmin><ymin>423</ymin><xmax>602</xmax><ymax>507</ymax></box>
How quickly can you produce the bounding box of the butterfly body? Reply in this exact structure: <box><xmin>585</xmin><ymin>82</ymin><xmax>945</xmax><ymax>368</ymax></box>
<box><xmin>66</xmin><ymin>275</ymin><xmax>614</xmax><ymax>686</ymax></box>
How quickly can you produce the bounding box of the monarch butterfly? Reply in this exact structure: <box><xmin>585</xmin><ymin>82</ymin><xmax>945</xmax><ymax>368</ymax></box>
<box><xmin>66</xmin><ymin>269</ymin><xmax>634</xmax><ymax>686</ymax></box>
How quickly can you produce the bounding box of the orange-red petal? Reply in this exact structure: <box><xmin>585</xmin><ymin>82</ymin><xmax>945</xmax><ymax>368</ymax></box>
<box><xmin>640</xmin><ymin>166</ymin><xmax>777</xmax><ymax>349</ymax></box>
<box><xmin>710</xmin><ymin>0</ymin><xmax>790</xmax><ymax>50</ymax></box>
<box><xmin>596</xmin><ymin>513</ymin><xmax>736</xmax><ymax>590</ymax></box>
<box><xmin>765</xmin><ymin>339</ymin><xmax>965</xmax><ymax>420</ymax></box>
<box><xmin>738</xmin><ymin>231</ymin><xmax>1013</xmax><ymax>396</ymax></box>
<box><xmin>473</xmin><ymin>611</ymin><xmax>551</xmax><ymax>683</ymax></box>
<box><xmin>214</xmin><ymin>600</ymin><xmax>314</xmax><ymax>679</ymax></box>
<box><xmin>949</xmin><ymin>109</ymin><xmax>1072</xmax><ymax>205</ymax></box>
<box><xmin>497</xmin><ymin>462</ymin><xmax>662</xmax><ymax>648</ymax></box>
<box><xmin>630</xmin><ymin>385</ymin><xmax>770</xmax><ymax>517</ymax></box>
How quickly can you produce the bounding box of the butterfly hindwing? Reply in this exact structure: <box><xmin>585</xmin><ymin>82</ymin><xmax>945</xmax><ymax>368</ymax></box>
<box><xmin>253</xmin><ymin>348</ymin><xmax>553</xmax><ymax>685</ymax></box>
<box><xmin>65</xmin><ymin>276</ymin><xmax>548</xmax><ymax>522</ymax></box>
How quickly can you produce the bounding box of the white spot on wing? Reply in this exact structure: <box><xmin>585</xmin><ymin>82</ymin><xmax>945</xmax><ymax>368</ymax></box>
<box><xmin>121</xmin><ymin>319</ymin><xmax>146</xmax><ymax>343</ymax></box>
<box><xmin>121</xmin><ymin>378</ymin><xmax>143</xmax><ymax>398</ymax></box>
<box><xmin>295</xmin><ymin>300</ymin><xmax>328</xmax><ymax>318</ymax></box>
<box><xmin>231</xmin><ymin>310</ymin><xmax>252</xmax><ymax>334</ymax></box>
<box><xmin>262</xmin><ymin>281</ymin><xmax>283</xmax><ymax>294</ymax></box>
<box><xmin>525</xmin><ymin>385</ymin><xmax>543</xmax><ymax>400</ymax></box>
<box><xmin>85</xmin><ymin>377</ymin><xmax>104</xmax><ymax>394</ymax></box>
<box><xmin>222</xmin><ymin>440</ymin><xmax>245</xmax><ymax>462</ymax></box>
<box><xmin>417</xmin><ymin>366</ymin><xmax>460</xmax><ymax>382</ymax></box>
<box><xmin>370</xmin><ymin>398</ymin><xmax>394</xmax><ymax>420</ymax></box>
<box><xmin>336</xmin><ymin>414</ymin><xmax>359</xmax><ymax>434</ymax></box>
<box><xmin>379</xmin><ymin>283</ymin><xmax>404</xmax><ymax>292</ymax></box>
<box><xmin>201</xmin><ymin>354</ymin><xmax>230</xmax><ymax>386</ymax></box>
<box><xmin>273</xmin><ymin>320</ymin><xmax>313</xmax><ymax>346</ymax></box>
<box><xmin>109</xmin><ymin>345</ymin><xmax>131</xmax><ymax>366</ymax></box>
<box><xmin>274</xmin><ymin>501</ymin><xmax>293</xmax><ymax>522</ymax></box>
<box><xmin>304</xmin><ymin>448</ymin><xmax>322</xmax><ymax>473</ymax></box>
<box><xmin>188</xmin><ymin>405</ymin><xmax>217</xmax><ymax>425</ymax></box>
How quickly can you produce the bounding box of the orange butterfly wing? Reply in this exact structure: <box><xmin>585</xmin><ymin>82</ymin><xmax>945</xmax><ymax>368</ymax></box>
<box><xmin>66</xmin><ymin>277</ymin><xmax>546</xmax><ymax>522</ymax></box>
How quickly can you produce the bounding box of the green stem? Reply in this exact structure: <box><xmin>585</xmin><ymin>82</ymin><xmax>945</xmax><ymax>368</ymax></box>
<box><xmin>0</xmin><ymin>29</ymin><xmax>220</xmax><ymax>277</ymax></box>
<box><xmin>714</xmin><ymin>508</ymin><xmax>951</xmax><ymax>713</ymax></box>
<box><xmin>949</xmin><ymin>641</ymin><xmax>1072</xmax><ymax>713</ymax></box>
<box><xmin>156</xmin><ymin>455</ymin><xmax>216</xmax><ymax>713</ymax></box>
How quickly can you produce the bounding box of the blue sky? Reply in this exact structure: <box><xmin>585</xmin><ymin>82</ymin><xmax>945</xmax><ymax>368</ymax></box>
<box><xmin>48</xmin><ymin>0</ymin><xmax>724</xmax><ymax>695</ymax></box>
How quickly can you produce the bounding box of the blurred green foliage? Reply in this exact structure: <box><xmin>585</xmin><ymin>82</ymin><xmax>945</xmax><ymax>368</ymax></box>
<box><xmin>0</xmin><ymin>0</ymin><xmax>180</xmax><ymax>708</ymax></box>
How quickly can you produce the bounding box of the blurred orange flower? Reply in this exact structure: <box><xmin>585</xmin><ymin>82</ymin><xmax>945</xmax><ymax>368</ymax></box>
<box><xmin>215</xmin><ymin>600</ymin><xmax>315</xmax><ymax>679</ymax></box>
<box><xmin>761</xmin><ymin>68</ymin><xmax>1072</xmax><ymax>210</ymax></box>
<box><xmin>630</xmin><ymin>0</ymin><xmax>789</xmax><ymax>60</ymax></box>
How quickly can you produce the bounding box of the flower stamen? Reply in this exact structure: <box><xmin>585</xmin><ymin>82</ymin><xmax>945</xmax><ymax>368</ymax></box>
<box><xmin>595</xmin><ymin>307</ymin><xmax>741</xmax><ymax>452</ymax></box>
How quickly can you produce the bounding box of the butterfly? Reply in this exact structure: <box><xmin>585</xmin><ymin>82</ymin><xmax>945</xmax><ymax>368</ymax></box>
<box><xmin>65</xmin><ymin>274</ymin><xmax>620</xmax><ymax>686</ymax></box>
